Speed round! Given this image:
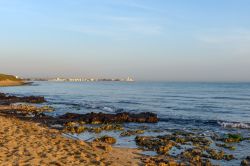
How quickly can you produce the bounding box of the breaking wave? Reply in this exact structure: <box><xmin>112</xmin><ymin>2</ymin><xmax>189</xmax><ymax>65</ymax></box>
<box><xmin>160</xmin><ymin>117</ymin><xmax>250</xmax><ymax>129</ymax></box>
<box><xmin>218</xmin><ymin>121</ymin><xmax>250</xmax><ymax>129</ymax></box>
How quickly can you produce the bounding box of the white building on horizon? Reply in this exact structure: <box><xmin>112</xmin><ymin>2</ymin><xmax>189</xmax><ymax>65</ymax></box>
<box><xmin>126</xmin><ymin>77</ymin><xmax>134</xmax><ymax>82</ymax></box>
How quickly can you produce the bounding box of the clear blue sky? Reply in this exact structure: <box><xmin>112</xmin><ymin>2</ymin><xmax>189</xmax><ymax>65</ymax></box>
<box><xmin>0</xmin><ymin>0</ymin><xmax>250</xmax><ymax>81</ymax></box>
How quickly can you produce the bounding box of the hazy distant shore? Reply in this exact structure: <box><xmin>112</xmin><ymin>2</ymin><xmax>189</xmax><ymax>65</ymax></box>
<box><xmin>0</xmin><ymin>73</ymin><xmax>27</xmax><ymax>87</ymax></box>
<box><xmin>0</xmin><ymin>80</ymin><xmax>26</xmax><ymax>87</ymax></box>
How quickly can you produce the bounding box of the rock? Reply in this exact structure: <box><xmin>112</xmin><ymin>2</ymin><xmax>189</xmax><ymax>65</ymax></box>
<box><xmin>88</xmin><ymin>124</ymin><xmax>124</xmax><ymax>133</ymax></box>
<box><xmin>158</xmin><ymin>162</ymin><xmax>168</xmax><ymax>166</ymax></box>
<box><xmin>135</xmin><ymin>136</ymin><xmax>163</xmax><ymax>150</ymax></box>
<box><xmin>94</xmin><ymin>136</ymin><xmax>116</xmax><ymax>144</ymax></box>
<box><xmin>174</xmin><ymin>137</ymin><xmax>186</xmax><ymax>144</ymax></box>
<box><xmin>91</xmin><ymin>121</ymin><xmax>102</xmax><ymax>124</ymax></box>
<box><xmin>168</xmin><ymin>161</ymin><xmax>177</xmax><ymax>166</ymax></box>
<box><xmin>224</xmin><ymin>154</ymin><xmax>235</xmax><ymax>161</ymax></box>
<box><xmin>64</xmin><ymin>121</ymin><xmax>78</xmax><ymax>127</ymax></box>
<box><xmin>0</xmin><ymin>93</ymin><xmax>45</xmax><ymax>105</ymax></box>
<box><xmin>63</xmin><ymin>123</ymin><xmax>125</xmax><ymax>134</ymax></box>
<box><xmin>241</xmin><ymin>160</ymin><xmax>249</xmax><ymax>166</ymax></box>
<box><xmin>0</xmin><ymin>104</ymin><xmax>54</xmax><ymax>116</ymax></box>
<box><xmin>120</xmin><ymin>129</ymin><xmax>144</xmax><ymax>137</ymax></box>
<box><xmin>204</xmin><ymin>148</ymin><xmax>234</xmax><ymax>161</ymax></box>
<box><xmin>215</xmin><ymin>143</ymin><xmax>236</xmax><ymax>150</ymax></box>
<box><xmin>191</xmin><ymin>155</ymin><xmax>201</xmax><ymax>163</ymax></box>
<box><xmin>241</xmin><ymin>156</ymin><xmax>250</xmax><ymax>166</ymax></box>
<box><xmin>75</xmin><ymin>126</ymin><xmax>85</xmax><ymax>134</ymax></box>
<box><xmin>224</xmin><ymin>133</ymin><xmax>243</xmax><ymax>143</ymax></box>
<box><xmin>89</xmin><ymin>127</ymin><xmax>102</xmax><ymax>133</ymax></box>
<box><xmin>39</xmin><ymin>106</ymin><xmax>54</xmax><ymax>112</ymax></box>
<box><xmin>101</xmin><ymin>124</ymin><xmax>124</xmax><ymax>131</ymax></box>
<box><xmin>157</xmin><ymin>141</ymin><xmax>176</xmax><ymax>155</ymax></box>
<box><xmin>104</xmin><ymin>145</ymin><xmax>112</xmax><ymax>152</ymax></box>
<box><xmin>64</xmin><ymin>125</ymin><xmax>86</xmax><ymax>134</ymax></box>
<box><xmin>59</xmin><ymin>112</ymin><xmax>158</xmax><ymax>123</ymax></box>
<box><xmin>141</xmin><ymin>156</ymin><xmax>182</xmax><ymax>166</ymax></box>
<box><xmin>95</xmin><ymin>156</ymin><xmax>101</xmax><ymax>161</ymax></box>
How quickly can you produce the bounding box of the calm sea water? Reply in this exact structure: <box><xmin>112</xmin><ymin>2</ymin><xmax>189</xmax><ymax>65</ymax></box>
<box><xmin>1</xmin><ymin>81</ymin><xmax>250</xmax><ymax>165</ymax></box>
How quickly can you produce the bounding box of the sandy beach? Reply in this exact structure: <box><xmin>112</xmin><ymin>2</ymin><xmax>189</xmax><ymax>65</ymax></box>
<box><xmin>0</xmin><ymin>74</ymin><xmax>25</xmax><ymax>87</ymax></box>
<box><xmin>0</xmin><ymin>80</ymin><xmax>25</xmax><ymax>87</ymax></box>
<box><xmin>0</xmin><ymin>114</ymin><xmax>142</xmax><ymax>166</ymax></box>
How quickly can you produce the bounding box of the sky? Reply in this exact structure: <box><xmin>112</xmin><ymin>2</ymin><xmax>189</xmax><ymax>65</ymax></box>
<box><xmin>0</xmin><ymin>0</ymin><xmax>250</xmax><ymax>81</ymax></box>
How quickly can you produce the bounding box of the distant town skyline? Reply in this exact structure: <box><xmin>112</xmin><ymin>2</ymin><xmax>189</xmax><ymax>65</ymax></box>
<box><xmin>1</xmin><ymin>0</ymin><xmax>250</xmax><ymax>81</ymax></box>
<box><xmin>25</xmin><ymin>76</ymin><xmax>134</xmax><ymax>82</ymax></box>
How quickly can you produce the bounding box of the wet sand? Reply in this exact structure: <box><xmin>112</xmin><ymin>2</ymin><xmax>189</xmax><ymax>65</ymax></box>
<box><xmin>0</xmin><ymin>114</ymin><xmax>142</xmax><ymax>165</ymax></box>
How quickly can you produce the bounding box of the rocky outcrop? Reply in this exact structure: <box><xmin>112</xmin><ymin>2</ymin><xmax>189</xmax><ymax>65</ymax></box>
<box><xmin>136</xmin><ymin>131</ymin><xmax>235</xmax><ymax>165</ymax></box>
<box><xmin>94</xmin><ymin>136</ymin><xmax>117</xmax><ymax>144</ymax></box>
<box><xmin>59</xmin><ymin>112</ymin><xmax>158</xmax><ymax>123</ymax></box>
<box><xmin>0</xmin><ymin>93</ymin><xmax>46</xmax><ymax>105</ymax></box>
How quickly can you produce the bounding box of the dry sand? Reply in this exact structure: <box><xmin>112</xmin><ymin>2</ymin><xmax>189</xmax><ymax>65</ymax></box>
<box><xmin>0</xmin><ymin>115</ymin><xmax>142</xmax><ymax>166</ymax></box>
<box><xmin>0</xmin><ymin>80</ymin><xmax>24</xmax><ymax>87</ymax></box>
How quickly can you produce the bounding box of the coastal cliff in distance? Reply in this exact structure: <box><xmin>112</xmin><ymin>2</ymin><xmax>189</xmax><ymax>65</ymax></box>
<box><xmin>0</xmin><ymin>73</ymin><xmax>24</xmax><ymax>86</ymax></box>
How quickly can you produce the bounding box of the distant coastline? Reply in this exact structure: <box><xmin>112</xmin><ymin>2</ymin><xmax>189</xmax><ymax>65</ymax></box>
<box><xmin>0</xmin><ymin>74</ymin><xmax>26</xmax><ymax>87</ymax></box>
<box><xmin>25</xmin><ymin>77</ymin><xmax>134</xmax><ymax>82</ymax></box>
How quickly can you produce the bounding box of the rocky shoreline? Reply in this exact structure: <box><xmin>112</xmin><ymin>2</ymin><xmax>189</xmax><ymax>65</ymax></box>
<box><xmin>0</xmin><ymin>92</ymin><xmax>142</xmax><ymax>165</ymax></box>
<box><xmin>0</xmin><ymin>92</ymin><xmax>250</xmax><ymax>165</ymax></box>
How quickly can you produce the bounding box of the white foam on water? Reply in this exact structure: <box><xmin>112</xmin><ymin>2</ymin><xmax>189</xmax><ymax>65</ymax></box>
<box><xmin>218</xmin><ymin>121</ymin><xmax>250</xmax><ymax>129</ymax></box>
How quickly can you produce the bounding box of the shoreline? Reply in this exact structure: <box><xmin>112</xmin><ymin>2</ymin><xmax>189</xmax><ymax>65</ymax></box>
<box><xmin>0</xmin><ymin>92</ymin><xmax>145</xmax><ymax>165</ymax></box>
<box><xmin>0</xmin><ymin>112</ymin><xmax>142</xmax><ymax>165</ymax></box>
<box><xmin>1</xmin><ymin>92</ymin><xmax>250</xmax><ymax>165</ymax></box>
<box><xmin>0</xmin><ymin>80</ymin><xmax>27</xmax><ymax>87</ymax></box>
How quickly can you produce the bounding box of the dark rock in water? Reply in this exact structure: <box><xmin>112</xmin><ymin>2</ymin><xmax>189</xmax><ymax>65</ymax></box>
<box><xmin>94</xmin><ymin>136</ymin><xmax>116</xmax><ymax>144</ymax></box>
<box><xmin>59</xmin><ymin>112</ymin><xmax>158</xmax><ymax>123</ymax></box>
<box><xmin>0</xmin><ymin>92</ymin><xmax>45</xmax><ymax>105</ymax></box>
<box><xmin>120</xmin><ymin>129</ymin><xmax>144</xmax><ymax>137</ymax></box>
<box><xmin>215</xmin><ymin>143</ymin><xmax>236</xmax><ymax>150</ymax></box>
<box><xmin>241</xmin><ymin>156</ymin><xmax>250</xmax><ymax>166</ymax></box>
<box><xmin>135</xmin><ymin>132</ymin><xmax>235</xmax><ymax>165</ymax></box>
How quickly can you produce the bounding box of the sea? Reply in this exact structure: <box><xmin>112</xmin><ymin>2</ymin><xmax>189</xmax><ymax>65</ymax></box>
<box><xmin>1</xmin><ymin>81</ymin><xmax>250</xmax><ymax>165</ymax></box>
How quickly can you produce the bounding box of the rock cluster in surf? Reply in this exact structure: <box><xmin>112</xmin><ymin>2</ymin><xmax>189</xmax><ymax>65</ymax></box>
<box><xmin>0</xmin><ymin>92</ymin><xmax>45</xmax><ymax>105</ymax></box>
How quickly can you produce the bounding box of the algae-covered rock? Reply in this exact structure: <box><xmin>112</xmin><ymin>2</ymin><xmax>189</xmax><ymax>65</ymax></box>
<box><xmin>39</xmin><ymin>106</ymin><xmax>54</xmax><ymax>112</ymax></box>
<box><xmin>224</xmin><ymin>133</ymin><xmax>243</xmax><ymax>143</ymax></box>
<box><xmin>64</xmin><ymin>121</ymin><xmax>78</xmax><ymax>127</ymax></box>
<box><xmin>241</xmin><ymin>156</ymin><xmax>250</xmax><ymax>166</ymax></box>
<box><xmin>63</xmin><ymin>123</ymin><xmax>124</xmax><ymax>134</ymax></box>
<box><xmin>64</xmin><ymin>124</ymin><xmax>86</xmax><ymax>134</ymax></box>
<box><xmin>89</xmin><ymin>127</ymin><xmax>102</xmax><ymax>133</ymax></box>
<box><xmin>0</xmin><ymin>93</ymin><xmax>45</xmax><ymax>105</ymax></box>
<box><xmin>135</xmin><ymin>136</ymin><xmax>164</xmax><ymax>150</ymax></box>
<box><xmin>88</xmin><ymin>124</ymin><xmax>124</xmax><ymax>133</ymax></box>
<box><xmin>100</xmin><ymin>124</ymin><xmax>124</xmax><ymax>131</ymax></box>
<box><xmin>8</xmin><ymin>104</ymin><xmax>54</xmax><ymax>115</ymax></box>
<box><xmin>224</xmin><ymin>154</ymin><xmax>235</xmax><ymax>161</ymax></box>
<box><xmin>215</xmin><ymin>143</ymin><xmax>236</xmax><ymax>150</ymax></box>
<box><xmin>94</xmin><ymin>136</ymin><xmax>116</xmax><ymax>144</ymax></box>
<box><xmin>120</xmin><ymin>129</ymin><xmax>144</xmax><ymax>137</ymax></box>
<box><xmin>157</xmin><ymin>141</ymin><xmax>176</xmax><ymax>155</ymax></box>
<box><xmin>59</xmin><ymin>112</ymin><xmax>158</xmax><ymax>123</ymax></box>
<box><xmin>205</xmin><ymin>148</ymin><xmax>234</xmax><ymax>161</ymax></box>
<box><xmin>74</xmin><ymin>126</ymin><xmax>85</xmax><ymax>134</ymax></box>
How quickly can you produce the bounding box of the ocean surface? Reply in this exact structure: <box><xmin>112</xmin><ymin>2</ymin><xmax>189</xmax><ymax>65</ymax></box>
<box><xmin>1</xmin><ymin>81</ymin><xmax>250</xmax><ymax>165</ymax></box>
